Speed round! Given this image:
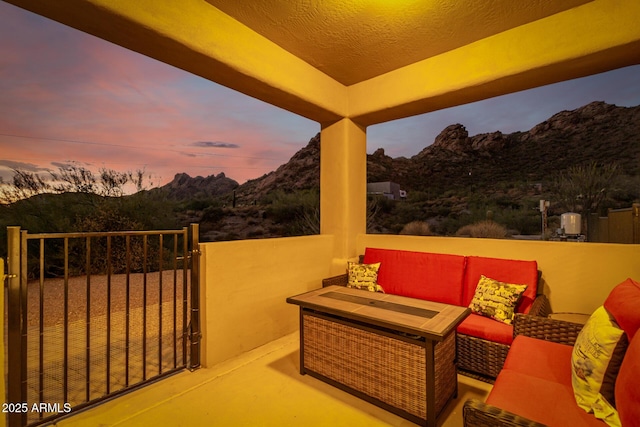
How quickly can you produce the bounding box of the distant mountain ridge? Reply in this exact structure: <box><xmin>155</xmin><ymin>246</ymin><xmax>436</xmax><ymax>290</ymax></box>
<box><xmin>159</xmin><ymin>101</ymin><xmax>640</xmax><ymax>202</ymax></box>
<box><xmin>370</xmin><ymin>101</ymin><xmax>640</xmax><ymax>194</ymax></box>
<box><xmin>155</xmin><ymin>172</ymin><xmax>239</xmax><ymax>200</ymax></box>
<box><xmin>5</xmin><ymin>101</ymin><xmax>637</xmax><ymax>244</ymax></box>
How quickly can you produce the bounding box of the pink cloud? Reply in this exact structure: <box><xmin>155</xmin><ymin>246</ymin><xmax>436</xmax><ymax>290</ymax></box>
<box><xmin>0</xmin><ymin>2</ymin><xmax>318</xmax><ymax>187</ymax></box>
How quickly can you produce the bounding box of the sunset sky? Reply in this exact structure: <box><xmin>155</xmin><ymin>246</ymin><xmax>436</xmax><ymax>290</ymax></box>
<box><xmin>1</xmin><ymin>2</ymin><xmax>640</xmax><ymax>188</ymax></box>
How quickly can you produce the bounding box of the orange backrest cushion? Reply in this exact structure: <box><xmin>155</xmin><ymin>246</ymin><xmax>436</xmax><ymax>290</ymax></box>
<box><xmin>362</xmin><ymin>247</ymin><xmax>466</xmax><ymax>305</ymax></box>
<box><xmin>462</xmin><ymin>256</ymin><xmax>538</xmax><ymax>313</ymax></box>
<box><xmin>604</xmin><ymin>277</ymin><xmax>640</xmax><ymax>341</ymax></box>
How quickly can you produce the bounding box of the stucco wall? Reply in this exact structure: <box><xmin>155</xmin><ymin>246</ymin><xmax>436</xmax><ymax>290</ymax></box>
<box><xmin>357</xmin><ymin>234</ymin><xmax>640</xmax><ymax>315</ymax></box>
<box><xmin>200</xmin><ymin>235</ymin><xmax>333</xmax><ymax>367</ymax></box>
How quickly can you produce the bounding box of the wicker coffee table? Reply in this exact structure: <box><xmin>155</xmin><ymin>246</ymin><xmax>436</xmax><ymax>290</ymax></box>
<box><xmin>287</xmin><ymin>285</ymin><xmax>470</xmax><ymax>427</ymax></box>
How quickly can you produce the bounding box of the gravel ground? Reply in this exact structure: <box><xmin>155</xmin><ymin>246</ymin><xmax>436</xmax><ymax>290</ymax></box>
<box><xmin>23</xmin><ymin>269</ymin><xmax>191</xmax><ymax>327</ymax></box>
<box><xmin>5</xmin><ymin>270</ymin><xmax>194</xmax><ymax>420</ymax></box>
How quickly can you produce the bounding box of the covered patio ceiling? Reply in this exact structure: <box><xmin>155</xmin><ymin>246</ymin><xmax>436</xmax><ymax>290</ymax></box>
<box><xmin>205</xmin><ymin>0</ymin><xmax>592</xmax><ymax>86</ymax></box>
<box><xmin>4</xmin><ymin>0</ymin><xmax>640</xmax><ymax>127</ymax></box>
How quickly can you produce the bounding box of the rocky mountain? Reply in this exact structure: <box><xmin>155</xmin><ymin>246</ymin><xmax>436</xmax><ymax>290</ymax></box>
<box><xmin>235</xmin><ymin>133</ymin><xmax>320</xmax><ymax>204</ymax></box>
<box><xmin>153</xmin><ymin>172</ymin><xmax>239</xmax><ymax>200</ymax></box>
<box><xmin>375</xmin><ymin>101</ymin><xmax>640</xmax><ymax>194</ymax></box>
<box><xmin>8</xmin><ymin>101</ymin><xmax>634</xmax><ymax>243</ymax></box>
<box><xmin>162</xmin><ymin>101</ymin><xmax>639</xmax><ymax>203</ymax></box>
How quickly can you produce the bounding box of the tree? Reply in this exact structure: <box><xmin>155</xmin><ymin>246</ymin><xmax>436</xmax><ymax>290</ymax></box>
<box><xmin>0</xmin><ymin>164</ymin><xmax>152</xmax><ymax>204</ymax></box>
<box><xmin>51</xmin><ymin>163</ymin><xmax>97</xmax><ymax>194</ymax></box>
<box><xmin>0</xmin><ymin>169</ymin><xmax>52</xmax><ymax>203</ymax></box>
<box><xmin>552</xmin><ymin>161</ymin><xmax>619</xmax><ymax>234</ymax></box>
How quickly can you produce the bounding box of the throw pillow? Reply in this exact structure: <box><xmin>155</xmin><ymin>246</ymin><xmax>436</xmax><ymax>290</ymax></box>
<box><xmin>604</xmin><ymin>277</ymin><xmax>640</xmax><ymax>341</ymax></box>
<box><xmin>468</xmin><ymin>275</ymin><xmax>527</xmax><ymax>325</ymax></box>
<box><xmin>572</xmin><ymin>306</ymin><xmax>628</xmax><ymax>427</ymax></box>
<box><xmin>347</xmin><ymin>262</ymin><xmax>384</xmax><ymax>293</ymax></box>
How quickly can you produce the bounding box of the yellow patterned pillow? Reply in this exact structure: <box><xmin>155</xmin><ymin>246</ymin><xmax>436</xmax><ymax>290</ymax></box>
<box><xmin>468</xmin><ymin>275</ymin><xmax>527</xmax><ymax>325</ymax></box>
<box><xmin>347</xmin><ymin>262</ymin><xmax>384</xmax><ymax>293</ymax></box>
<box><xmin>572</xmin><ymin>306</ymin><xmax>627</xmax><ymax>427</ymax></box>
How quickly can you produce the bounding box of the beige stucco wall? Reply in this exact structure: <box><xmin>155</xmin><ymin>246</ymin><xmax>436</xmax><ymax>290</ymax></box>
<box><xmin>198</xmin><ymin>232</ymin><xmax>640</xmax><ymax>367</ymax></box>
<box><xmin>356</xmin><ymin>234</ymin><xmax>640</xmax><ymax>315</ymax></box>
<box><xmin>199</xmin><ymin>235</ymin><xmax>333</xmax><ymax>367</ymax></box>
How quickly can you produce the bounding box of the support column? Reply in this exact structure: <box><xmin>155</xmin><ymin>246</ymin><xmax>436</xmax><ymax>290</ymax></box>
<box><xmin>320</xmin><ymin>119</ymin><xmax>367</xmax><ymax>268</ymax></box>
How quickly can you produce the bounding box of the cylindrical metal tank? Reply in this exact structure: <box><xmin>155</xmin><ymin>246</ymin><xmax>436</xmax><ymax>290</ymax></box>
<box><xmin>561</xmin><ymin>212</ymin><xmax>581</xmax><ymax>235</ymax></box>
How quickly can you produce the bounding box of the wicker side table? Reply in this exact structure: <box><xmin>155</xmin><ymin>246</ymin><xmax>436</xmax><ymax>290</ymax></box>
<box><xmin>548</xmin><ymin>312</ymin><xmax>590</xmax><ymax>325</ymax></box>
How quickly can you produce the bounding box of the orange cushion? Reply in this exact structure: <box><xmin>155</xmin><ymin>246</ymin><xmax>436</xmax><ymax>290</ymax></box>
<box><xmin>463</xmin><ymin>256</ymin><xmax>538</xmax><ymax>313</ymax></box>
<box><xmin>503</xmin><ymin>335</ymin><xmax>573</xmax><ymax>384</ymax></box>
<box><xmin>362</xmin><ymin>248</ymin><xmax>466</xmax><ymax>305</ymax></box>
<box><xmin>604</xmin><ymin>277</ymin><xmax>640</xmax><ymax>341</ymax></box>
<box><xmin>487</xmin><ymin>370</ymin><xmax>605</xmax><ymax>427</ymax></box>
<box><xmin>615</xmin><ymin>332</ymin><xmax>640</xmax><ymax>426</ymax></box>
<box><xmin>456</xmin><ymin>313</ymin><xmax>514</xmax><ymax>345</ymax></box>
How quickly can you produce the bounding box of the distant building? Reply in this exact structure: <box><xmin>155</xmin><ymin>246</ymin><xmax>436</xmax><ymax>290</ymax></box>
<box><xmin>367</xmin><ymin>182</ymin><xmax>407</xmax><ymax>200</ymax></box>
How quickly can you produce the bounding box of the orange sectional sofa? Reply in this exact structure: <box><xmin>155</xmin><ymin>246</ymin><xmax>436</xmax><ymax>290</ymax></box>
<box><xmin>324</xmin><ymin>247</ymin><xmax>550</xmax><ymax>379</ymax></box>
<box><xmin>464</xmin><ymin>278</ymin><xmax>640</xmax><ymax>426</ymax></box>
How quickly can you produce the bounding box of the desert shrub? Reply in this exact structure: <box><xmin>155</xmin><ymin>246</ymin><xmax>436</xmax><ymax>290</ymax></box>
<box><xmin>497</xmin><ymin>210</ymin><xmax>542</xmax><ymax>236</ymax></box>
<box><xmin>399</xmin><ymin>221</ymin><xmax>433</xmax><ymax>236</ymax></box>
<box><xmin>246</xmin><ymin>228</ymin><xmax>265</xmax><ymax>238</ymax></box>
<box><xmin>455</xmin><ymin>220</ymin><xmax>509</xmax><ymax>239</ymax></box>
<box><xmin>264</xmin><ymin>189</ymin><xmax>320</xmax><ymax>236</ymax></box>
<box><xmin>371</xmin><ymin>196</ymin><xmax>395</xmax><ymax>214</ymax></box>
<box><xmin>183</xmin><ymin>198</ymin><xmax>218</xmax><ymax>211</ymax></box>
<box><xmin>202</xmin><ymin>206</ymin><xmax>225</xmax><ymax>223</ymax></box>
<box><xmin>73</xmin><ymin>207</ymin><xmax>147</xmax><ymax>274</ymax></box>
<box><xmin>392</xmin><ymin>201</ymin><xmax>427</xmax><ymax>224</ymax></box>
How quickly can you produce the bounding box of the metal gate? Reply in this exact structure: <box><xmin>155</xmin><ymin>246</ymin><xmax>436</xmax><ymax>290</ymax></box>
<box><xmin>5</xmin><ymin>224</ymin><xmax>201</xmax><ymax>427</ymax></box>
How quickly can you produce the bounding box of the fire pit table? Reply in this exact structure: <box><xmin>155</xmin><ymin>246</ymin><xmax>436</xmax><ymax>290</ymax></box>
<box><xmin>287</xmin><ymin>285</ymin><xmax>470</xmax><ymax>427</ymax></box>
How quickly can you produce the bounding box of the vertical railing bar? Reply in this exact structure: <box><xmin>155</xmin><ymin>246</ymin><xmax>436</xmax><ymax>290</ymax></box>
<box><xmin>7</xmin><ymin>226</ymin><xmax>26</xmax><ymax>427</ymax></box>
<box><xmin>85</xmin><ymin>236</ymin><xmax>91</xmax><ymax>402</ymax></box>
<box><xmin>63</xmin><ymin>237</ymin><xmax>69</xmax><ymax>404</ymax></box>
<box><xmin>142</xmin><ymin>235</ymin><xmax>148</xmax><ymax>381</ymax></box>
<box><xmin>39</xmin><ymin>238</ymin><xmax>45</xmax><ymax>417</ymax></box>
<box><xmin>189</xmin><ymin>223</ymin><xmax>201</xmax><ymax>369</ymax></box>
<box><xmin>172</xmin><ymin>234</ymin><xmax>178</xmax><ymax>369</ymax></box>
<box><xmin>158</xmin><ymin>234</ymin><xmax>163</xmax><ymax>375</ymax></box>
<box><xmin>106</xmin><ymin>235</ymin><xmax>112</xmax><ymax>395</ymax></box>
<box><xmin>182</xmin><ymin>228</ymin><xmax>188</xmax><ymax>367</ymax></box>
<box><xmin>19</xmin><ymin>231</ymin><xmax>29</xmax><ymax>426</ymax></box>
<box><xmin>125</xmin><ymin>235</ymin><xmax>131</xmax><ymax>387</ymax></box>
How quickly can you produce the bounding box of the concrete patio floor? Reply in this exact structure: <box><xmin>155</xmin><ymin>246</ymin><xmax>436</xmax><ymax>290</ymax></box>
<box><xmin>55</xmin><ymin>332</ymin><xmax>492</xmax><ymax>427</ymax></box>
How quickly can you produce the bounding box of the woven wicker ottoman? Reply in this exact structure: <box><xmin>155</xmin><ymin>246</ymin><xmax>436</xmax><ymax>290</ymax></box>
<box><xmin>287</xmin><ymin>286</ymin><xmax>470</xmax><ymax>427</ymax></box>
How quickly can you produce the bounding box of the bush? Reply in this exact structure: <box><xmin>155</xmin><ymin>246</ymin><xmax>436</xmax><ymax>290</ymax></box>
<box><xmin>264</xmin><ymin>189</ymin><xmax>319</xmax><ymax>235</ymax></box>
<box><xmin>399</xmin><ymin>221</ymin><xmax>433</xmax><ymax>236</ymax></box>
<box><xmin>202</xmin><ymin>206</ymin><xmax>225</xmax><ymax>223</ymax></box>
<box><xmin>455</xmin><ymin>220</ymin><xmax>509</xmax><ymax>239</ymax></box>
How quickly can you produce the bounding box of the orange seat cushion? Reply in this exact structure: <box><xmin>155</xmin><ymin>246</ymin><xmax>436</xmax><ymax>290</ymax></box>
<box><xmin>487</xmin><ymin>370</ymin><xmax>605</xmax><ymax>427</ymax></box>
<box><xmin>503</xmin><ymin>335</ymin><xmax>573</xmax><ymax>383</ymax></box>
<box><xmin>456</xmin><ymin>313</ymin><xmax>514</xmax><ymax>345</ymax></box>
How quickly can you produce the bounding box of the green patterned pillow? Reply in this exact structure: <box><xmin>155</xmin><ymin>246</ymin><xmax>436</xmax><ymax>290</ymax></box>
<box><xmin>468</xmin><ymin>275</ymin><xmax>527</xmax><ymax>325</ymax></box>
<box><xmin>347</xmin><ymin>262</ymin><xmax>384</xmax><ymax>293</ymax></box>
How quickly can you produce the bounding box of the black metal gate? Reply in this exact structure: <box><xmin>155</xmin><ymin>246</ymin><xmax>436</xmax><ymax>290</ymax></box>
<box><xmin>5</xmin><ymin>224</ymin><xmax>201</xmax><ymax>427</ymax></box>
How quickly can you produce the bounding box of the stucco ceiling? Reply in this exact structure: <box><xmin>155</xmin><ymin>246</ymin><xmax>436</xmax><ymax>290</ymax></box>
<box><xmin>206</xmin><ymin>0</ymin><xmax>592</xmax><ymax>86</ymax></box>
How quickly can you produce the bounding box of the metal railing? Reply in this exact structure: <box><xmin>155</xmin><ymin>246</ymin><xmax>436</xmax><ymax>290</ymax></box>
<box><xmin>6</xmin><ymin>224</ymin><xmax>200</xmax><ymax>426</ymax></box>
